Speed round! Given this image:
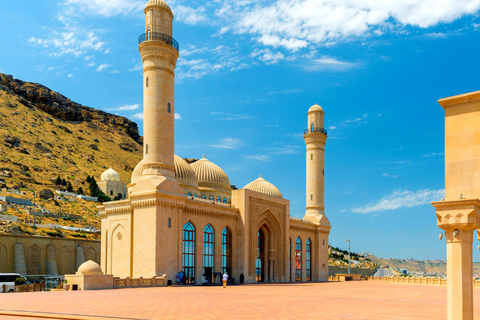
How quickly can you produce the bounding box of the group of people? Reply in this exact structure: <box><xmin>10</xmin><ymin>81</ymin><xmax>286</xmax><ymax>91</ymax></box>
<box><xmin>177</xmin><ymin>271</ymin><xmax>235</xmax><ymax>288</ymax></box>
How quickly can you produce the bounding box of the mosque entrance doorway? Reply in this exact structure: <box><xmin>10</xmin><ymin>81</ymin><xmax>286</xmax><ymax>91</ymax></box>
<box><xmin>256</xmin><ymin>229</ymin><xmax>265</xmax><ymax>282</ymax></box>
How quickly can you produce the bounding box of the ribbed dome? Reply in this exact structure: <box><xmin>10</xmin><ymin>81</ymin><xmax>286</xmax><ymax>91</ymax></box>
<box><xmin>101</xmin><ymin>168</ymin><xmax>121</xmax><ymax>182</ymax></box>
<box><xmin>190</xmin><ymin>156</ymin><xmax>230</xmax><ymax>191</ymax></box>
<box><xmin>77</xmin><ymin>260</ymin><xmax>102</xmax><ymax>275</ymax></box>
<box><xmin>146</xmin><ymin>0</ymin><xmax>171</xmax><ymax>11</ymax></box>
<box><xmin>308</xmin><ymin>104</ymin><xmax>324</xmax><ymax>113</ymax></box>
<box><xmin>174</xmin><ymin>155</ymin><xmax>198</xmax><ymax>189</ymax></box>
<box><xmin>244</xmin><ymin>175</ymin><xmax>283</xmax><ymax>198</ymax></box>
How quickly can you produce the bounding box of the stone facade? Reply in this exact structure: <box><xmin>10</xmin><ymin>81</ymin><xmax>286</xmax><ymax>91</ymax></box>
<box><xmin>0</xmin><ymin>234</ymin><xmax>100</xmax><ymax>275</ymax></box>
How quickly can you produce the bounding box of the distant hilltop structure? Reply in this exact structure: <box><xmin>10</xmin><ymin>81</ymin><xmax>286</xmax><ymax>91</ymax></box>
<box><xmin>97</xmin><ymin>168</ymin><xmax>127</xmax><ymax>200</ymax></box>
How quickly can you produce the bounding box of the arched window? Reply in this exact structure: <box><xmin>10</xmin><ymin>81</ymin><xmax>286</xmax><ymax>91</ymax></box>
<box><xmin>295</xmin><ymin>237</ymin><xmax>302</xmax><ymax>282</ymax></box>
<box><xmin>256</xmin><ymin>229</ymin><xmax>265</xmax><ymax>282</ymax></box>
<box><xmin>289</xmin><ymin>238</ymin><xmax>292</xmax><ymax>282</ymax></box>
<box><xmin>222</xmin><ymin>227</ymin><xmax>232</xmax><ymax>276</ymax></box>
<box><xmin>146</xmin><ymin>77</ymin><xmax>149</xmax><ymax>87</ymax></box>
<box><xmin>182</xmin><ymin>222</ymin><xmax>195</xmax><ymax>284</ymax></box>
<box><xmin>194</xmin><ymin>194</ymin><xmax>197</xmax><ymax>198</ymax></box>
<box><xmin>167</xmin><ymin>102</ymin><xmax>171</xmax><ymax>113</ymax></box>
<box><xmin>147</xmin><ymin>27</ymin><xmax>151</xmax><ymax>40</ymax></box>
<box><xmin>201</xmin><ymin>195</ymin><xmax>206</xmax><ymax>199</ymax></box>
<box><xmin>306</xmin><ymin>238</ymin><xmax>312</xmax><ymax>281</ymax></box>
<box><xmin>110</xmin><ymin>190</ymin><xmax>113</xmax><ymax>196</ymax></box>
<box><xmin>203</xmin><ymin>224</ymin><xmax>215</xmax><ymax>283</ymax></box>
<box><xmin>311</xmin><ymin>122</ymin><xmax>314</xmax><ymax>132</ymax></box>
<box><xmin>223</xmin><ymin>198</ymin><xmax>227</xmax><ymax>204</ymax></box>
<box><xmin>310</xmin><ymin>194</ymin><xmax>313</xmax><ymax>201</ymax></box>
<box><xmin>209</xmin><ymin>196</ymin><xmax>214</xmax><ymax>201</ymax></box>
<box><xmin>146</xmin><ymin>144</ymin><xmax>149</xmax><ymax>154</ymax></box>
<box><xmin>217</xmin><ymin>197</ymin><xmax>221</xmax><ymax>202</ymax></box>
<box><xmin>168</xmin><ymin>218</ymin><xmax>171</xmax><ymax>228</ymax></box>
<box><xmin>311</xmin><ymin>154</ymin><xmax>313</xmax><ymax>160</ymax></box>
<box><xmin>187</xmin><ymin>193</ymin><xmax>192</xmax><ymax>196</ymax></box>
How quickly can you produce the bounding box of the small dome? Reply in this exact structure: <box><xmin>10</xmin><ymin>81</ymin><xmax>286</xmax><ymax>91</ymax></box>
<box><xmin>244</xmin><ymin>175</ymin><xmax>283</xmax><ymax>198</ymax></box>
<box><xmin>146</xmin><ymin>0</ymin><xmax>172</xmax><ymax>11</ymax></box>
<box><xmin>77</xmin><ymin>260</ymin><xmax>103</xmax><ymax>275</ymax></box>
<box><xmin>308</xmin><ymin>104</ymin><xmax>324</xmax><ymax>113</ymax></box>
<box><xmin>190</xmin><ymin>156</ymin><xmax>230</xmax><ymax>192</ymax></box>
<box><xmin>174</xmin><ymin>155</ymin><xmax>198</xmax><ymax>189</ymax></box>
<box><xmin>131</xmin><ymin>160</ymin><xmax>144</xmax><ymax>185</ymax></box>
<box><xmin>101</xmin><ymin>167</ymin><xmax>121</xmax><ymax>182</ymax></box>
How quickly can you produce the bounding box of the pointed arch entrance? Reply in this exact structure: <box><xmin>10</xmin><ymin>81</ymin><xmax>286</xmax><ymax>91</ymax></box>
<box><xmin>254</xmin><ymin>219</ymin><xmax>281</xmax><ymax>283</ymax></box>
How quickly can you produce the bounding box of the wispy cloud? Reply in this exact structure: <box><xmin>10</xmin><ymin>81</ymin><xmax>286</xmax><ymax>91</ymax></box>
<box><xmin>244</xmin><ymin>155</ymin><xmax>271</xmax><ymax>162</ymax></box>
<box><xmin>210</xmin><ymin>138</ymin><xmax>244</xmax><ymax>149</ymax></box>
<box><xmin>210</xmin><ymin>112</ymin><xmax>253</xmax><ymax>121</ymax></box>
<box><xmin>300</xmin><ymin>57</ymin><xmax>360</xmax><ymax>72</ymax></box>
<box><xmin>96</xmin><ymin>63</ymin><xmax>110</xmax><ymax>72</ymax></box>
<box><xmin>115</xmin><ymin>104</ymin><xmax>140</xmax><ymax>111</ymax></box>
<box><xmin>421</xmin><ymin>152</ymin><xmax>444</xmax><ymax>158</ymax></box>
<box><xmin>351</xmin><ymin>188</ymin><xmax>445</xmax><ymax>214</ymax></box>
<box><xmin>267</xmin><ymin>89</ymin><xmax>303</xmax><ymax>95</ymax></box>
<box><xmin>175</xmin><ymin>5</ymin><xmax>208</xmax><ymax>25</ymax></box>
<box><xmin>130</xmin><ymin>112</ymin><xmax>144</xmax><ymax>120</ymax></box>
<box><xmin>383</xmin><ymin>173</ymin><xmax>399</xmax><ymax>178</ymax></box>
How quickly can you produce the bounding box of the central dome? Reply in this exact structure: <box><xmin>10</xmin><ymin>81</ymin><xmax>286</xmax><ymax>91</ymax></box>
<box><xmin>244</xmin><ymin>175</ymin><xmax>283</xmax><ymax>198</ymax></box>
<box><xmin>174</xmin><ymin>155</ymin><xmax>199</xmax><ymax>190</ymax></box>
<box><xmin>190</xmin><ymin>155</ymin><xmax>230</xmax><ymax>192</ymax></box>
<box><xmin>101</xmin><ymin>168</ymin><xmax>121</xmax><ymax>182</ymax></box>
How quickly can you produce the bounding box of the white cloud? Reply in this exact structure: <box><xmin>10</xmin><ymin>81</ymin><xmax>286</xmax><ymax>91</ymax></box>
<box><xmin>210</xmin><ymin>112</ymin><xmax>253</xmax><ymax>121</ymax></box>
<box><xmin>210</xmin><ymin>138</ymin><xmax>244</xmax><ymax>149</ymax></box>
<box><xmin>117</xmin><ymin>104</ymin><xmax>140</xmax><ymax>111</ymax></box>
<box><xmin>300</xmin><ymin>57</ymin><xmax>360</xmax><ymax>72</ymax></box>
<box><xmin>267</xmin><ymin>89</ymin><xmax>302</xmax><ymax>95</ymax></box>
<box><xmin>383</xmin><ymin>173</ymin><xmax>399</xmax><ymax>178</ymax></box>
<box><xmin>244</xmin><ymin>155</ymin><xmax>271</xmax><ymax>161</ymax></box>
<box><xmin>96</xmin><ymin>63</ymin><xmax>110</xmax><ymax>72</ymax></box>
<box><xmin>67</xmin><ymin>73</ymin><xmax>73</xmax><ymax>78</ymax></box>
<box><xmin>128</xmin><ymin>63</ymin><xmax>143</xmax><ymax>72</ymax></box>
<box><xmin>421</xmin><ymin>152</ymin><xmax>444</xmax><ymax>158</ymax></box>
<box><xmin>63</xmin><ymin>0</ymin><xmax>144</xmax><ymax>17</ymax></box>
<box><xmin>174</xmin><ymin>5</ymin><xmax>208</xmax><ymax>25</ymax></box>
<box><xmin>351</xmin><ymin>188</ymin><xmax>445</xmax><ymax>214</ymax></box>
<box><xmin>174</xmin><ymin>113</ymin><xmax>182</xmax><ymax>120</ymax></box>
<box><xmin>131</xmin><ymin>112</ymin><xmax>143</xmax><ymax>120</ymax></box>
<box><xmin>218</xmin><ymin>0</ymin><xmax>480</xmax><ymax>50</ymax></box>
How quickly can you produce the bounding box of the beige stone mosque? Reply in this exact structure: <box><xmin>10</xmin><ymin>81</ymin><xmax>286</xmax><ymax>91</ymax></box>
<box><xmin>98</xmin><ymin>0</ymin><xmax>331</xmax><ymax>285</ymax></box>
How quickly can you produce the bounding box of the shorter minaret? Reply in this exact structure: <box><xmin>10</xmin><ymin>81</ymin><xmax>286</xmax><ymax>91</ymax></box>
<box><xmin>303</xmin><ymin>104</ymin><xmax>330</xmax><ymax>226</ymax></box>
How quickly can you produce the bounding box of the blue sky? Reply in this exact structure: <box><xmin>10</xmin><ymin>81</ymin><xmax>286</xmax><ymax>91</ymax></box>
<box><xmin>1</xmin><ymin>0</ymin><xmax>480</xmax><ymax>261</ymax></box>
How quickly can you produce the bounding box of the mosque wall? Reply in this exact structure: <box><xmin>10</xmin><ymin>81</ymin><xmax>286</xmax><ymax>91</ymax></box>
<box><xmin>0</xmin><ymin>234</ymin><xmax>100</xmax><ymax>276</ymax></box>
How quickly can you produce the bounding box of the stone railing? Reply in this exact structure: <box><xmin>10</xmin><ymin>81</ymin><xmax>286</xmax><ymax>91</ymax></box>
<box><xmin>2</xmin><ymin>283</ymin><xmax>45</xmax><ymax>293</ymax></box>
<box><xmin>386</xmin><ymin>276</ymin><xmax>447</xmax><ymax>286</ymax></box>
<box><xmin>114</xmin><ymin>275</ymin><xmax>167</xmax><ymax>289</ymax></box>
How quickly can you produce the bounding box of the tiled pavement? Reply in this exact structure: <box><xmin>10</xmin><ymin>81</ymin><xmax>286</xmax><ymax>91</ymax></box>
<box><xmin>0</xmin><ymin>281</ymin><xmax>477</xmax><ymax>319</ymax></box>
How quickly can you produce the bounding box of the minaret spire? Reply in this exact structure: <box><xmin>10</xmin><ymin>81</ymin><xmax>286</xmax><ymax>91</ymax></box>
<box><xmin>303</xmin><ymin>104</ymin><xmax>330</xmax><ymax>227</ymax></box>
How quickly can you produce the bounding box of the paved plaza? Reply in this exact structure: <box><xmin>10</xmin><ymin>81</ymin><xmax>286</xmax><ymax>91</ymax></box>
<box><xmin>1</xmin><ymin>281</ymin><xmax>480</xmax><ymax>320</ymax></box>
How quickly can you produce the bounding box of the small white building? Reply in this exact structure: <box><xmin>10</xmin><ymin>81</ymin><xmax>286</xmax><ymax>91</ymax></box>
<box><xmin>97</xmin><ymin>168</ymin><xmax>127</xmax><ymax>200</ymax></box>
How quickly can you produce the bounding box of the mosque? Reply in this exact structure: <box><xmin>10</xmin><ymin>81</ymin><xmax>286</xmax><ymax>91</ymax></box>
<box><xmin>98</xmin><ymin>0</ymin><xmax>331</xmax><ymax>284</ymax></box>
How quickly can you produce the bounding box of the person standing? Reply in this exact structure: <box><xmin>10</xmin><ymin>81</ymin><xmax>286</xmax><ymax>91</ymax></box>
<box><xmin>222</xmin><ymin>272</ymin><xmax>228</xmax><ymax>288</ymax></box>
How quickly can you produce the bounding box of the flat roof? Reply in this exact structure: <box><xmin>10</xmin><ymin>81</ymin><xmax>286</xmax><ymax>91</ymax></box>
<box><xmin>438</xmin><ymin>90</ymin><xmax>480</xmax><ymax>109</ymax></box>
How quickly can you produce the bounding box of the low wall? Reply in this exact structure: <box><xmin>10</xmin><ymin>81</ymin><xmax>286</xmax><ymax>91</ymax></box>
<box><xmin>114</xmin><ymin>275</ymin><xmax>167</xmax><ymax>289</ymax></box>
<box><xmin>0</xmin><ymin>214</ymin><xmax>18</xmax><ymax>222</ymax></box>
<box><xmin>0</xmin><ymin>234</ymin><xmax>100</xmax><ymax>276</ymax></box>
<box><xmin>328</xmin><ymin>266</ymin><xmax>377</xmax><ymax>277</ymax></box>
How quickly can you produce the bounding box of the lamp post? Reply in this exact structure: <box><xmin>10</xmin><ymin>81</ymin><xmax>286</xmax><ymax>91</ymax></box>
<box><xmin>345</xmin><ymin>239</ymin><xmax>350</xmax><ymax>274</ymax></box>
<box><xmin>32</xmin><ymin>192</ymin><xmax>36</xmax><ymax>229</ymax></box>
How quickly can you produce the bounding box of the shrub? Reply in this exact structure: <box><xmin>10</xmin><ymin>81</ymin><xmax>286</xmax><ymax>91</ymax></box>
<box><xmin>15</xmin><ymin>278</ymin><xmax>26</xmax><ymax>285</ymax></box>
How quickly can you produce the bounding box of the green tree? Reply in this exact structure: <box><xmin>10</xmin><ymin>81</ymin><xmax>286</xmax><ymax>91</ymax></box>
<box><xmin>113</xmin><ymin>195</ymin><xmax>120</xmax><ymax>201</ymax></box>
<box><xmin>67</xmin><ymin>182</ymin><xmax>73</xmax><ymax>192</ymax></box>
<box><xmin>76</xmin><ymin>187</ymin><xmax>84</xmax><ymax>195</ymax></box>
<box><xmin>55</xmin><ymin>176</ymin><xmax>62</xmax><ymax>185</ymax></box>
<box><xmin>61</xmin><ymin>179</ymin><xmax>67</xmax><ymax>186</ymax></box>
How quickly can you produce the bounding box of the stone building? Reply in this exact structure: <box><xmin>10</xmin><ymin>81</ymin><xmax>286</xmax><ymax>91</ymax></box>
<box><xmin>97</xmin><ymin>168</ymin><xmax>127</xmax><ymax>200</ymax></box>
<box><xmin>99</xmin><ymin>0</ymin><xmax>331</xmax><ymax>285</ymax></box>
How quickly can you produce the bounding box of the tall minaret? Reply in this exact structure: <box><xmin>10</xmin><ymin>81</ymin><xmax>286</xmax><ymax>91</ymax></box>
<box><xmin>139</xmin><ymin>0</ymin><xmax>179</xmax><ymax>180</ymax></box>
<box><xmin>303</xmin><ymin>104</ymin><xmax>330</xmax><ymax>227</ymax></box>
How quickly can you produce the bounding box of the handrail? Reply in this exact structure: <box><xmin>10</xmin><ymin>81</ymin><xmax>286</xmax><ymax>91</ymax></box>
<box><xmin>138</xmin><ymin>32</ymin><xmax>179</xmax><ymax>51</ymax></box>
<box><xmin>304</xmin><ymin>127</ymin><xmax>327</xmax><ymax>135</ymax></box>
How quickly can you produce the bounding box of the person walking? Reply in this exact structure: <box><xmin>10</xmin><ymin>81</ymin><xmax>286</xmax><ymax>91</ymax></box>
<box><xmin>222</xmin><ymin>272</ymin><xmax>229</xmax><ymax>288</ymax></box>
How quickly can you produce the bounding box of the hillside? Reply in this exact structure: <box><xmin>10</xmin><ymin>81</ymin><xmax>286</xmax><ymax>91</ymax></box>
<box><xmin>0</xmin><ymin>73</ymin><xmax>143</xmax><ymax>239</ymax></box>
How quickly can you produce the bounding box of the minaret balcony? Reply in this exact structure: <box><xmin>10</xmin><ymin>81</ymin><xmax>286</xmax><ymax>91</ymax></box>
<box><xmin>138</xmin><ymin>32</ymin><xmax>179</xmax><ymax>51</ymax></box>
<box><xmin>304</xmin><ymin>127</ymin><xmax>327</xmax><ymax>136</ymax></box>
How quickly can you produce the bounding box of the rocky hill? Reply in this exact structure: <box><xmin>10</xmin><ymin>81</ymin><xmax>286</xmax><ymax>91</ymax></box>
<box><xmin>0</xmin><ymin>73</ymin><xmax>143</xmax><ymax>188</ymax></box>
<box><xmin>0</xmin><ymin>73</ymin><xmax>144</xmax><ymax>239</ymax></box>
